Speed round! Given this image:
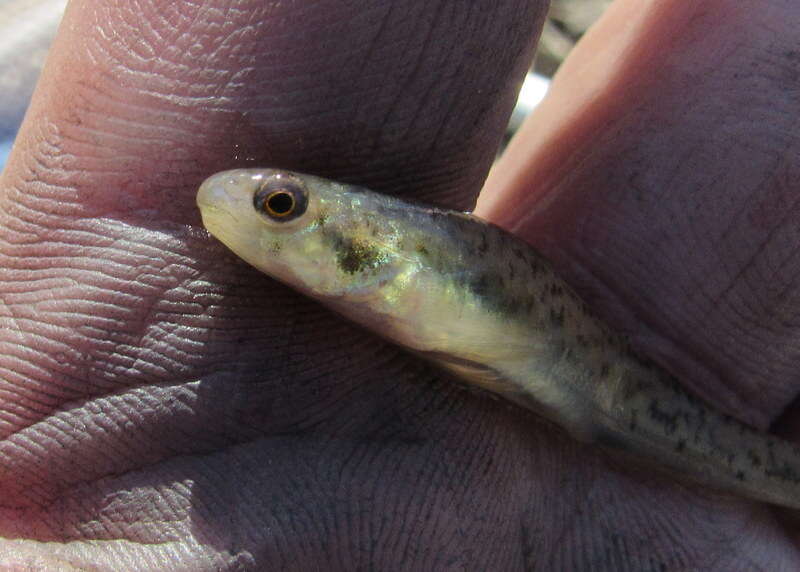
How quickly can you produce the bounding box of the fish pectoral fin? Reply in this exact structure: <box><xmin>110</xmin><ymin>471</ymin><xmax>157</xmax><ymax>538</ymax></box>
<box><xmin>419</xmin><ymin>351</ymin><xmax>518</xmax><ymax>394</ymax></box>
<box><xmin>419</xmin><ymin>350</ymin><xmax>600</xmax><ymax>442</ymax></box>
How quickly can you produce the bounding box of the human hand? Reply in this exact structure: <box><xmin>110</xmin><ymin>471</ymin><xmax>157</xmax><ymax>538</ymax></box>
<box><xmin>1</xmin><ymin>1</ymin><xmax>798</xmax><ymax>570</ymax></box>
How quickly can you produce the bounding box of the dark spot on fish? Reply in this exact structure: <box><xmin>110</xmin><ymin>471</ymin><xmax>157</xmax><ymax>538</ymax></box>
<box><xmin>748</xmin><ymin>450</ymin><xmax>762</xmax><ymax>467</ymax></box>
<box><xmin>549</xmin><ymin>306</ymin><xmax>565</xmax><ymax>327</ymax></box>
<box><xmin>315</xmin><ymin>210</ymin><xmax>328</xmax><ymax>226</ymax></box>
<box><xmin>476</xmin><ymin>233</ymin><xmax>489</xmax><ymax>255</ymax></box>
<box><xmin>507</xmin><ymin>260</ymin><xmax>516</xmax><ymax>281</ymax></box>
<box><xmin>600</xmin><ymin>363</ymin><xmax>611</xmax><ymax>377</ymax></box>
<box><xmin>648</xmin><ymin>399</ymin><xmax>678</xmax><ymax>436</ymax></box>
<box><xmin>765</xmin><ymin>463</ymin><xmax>800</xmax><ymax>484</ymax></box>
<box><xmin>415</xmin><ymin>242</ymin><xmax>429</xmax><ymax>256</ymax></box>
<box><xmin>470</xmin><ymin>274</ymin><xmax>490</xmax><ymax>297</ymax></box>
<box><xmin>524</xmin><ymin>297</ymin><xmax>535</xmax><ymax>313</ymax></box>
<box><xmin>337</xmin><ymin>238</ymin><xmax>385</xmax><ymax>274</ymax></box>
<box><xmin>676</xmin><ymin>439</ymin><xmax>686</xmax><ymax>452</ymax></box>
<box><xmin>735</xmin><ymin>470</ymin><xmax>745</xmax><ymax>481</ymax></box>
<box><xmin>512</xmin><ymin>246</ymin><xmax>525</xmax><ymax>260</ymax></box>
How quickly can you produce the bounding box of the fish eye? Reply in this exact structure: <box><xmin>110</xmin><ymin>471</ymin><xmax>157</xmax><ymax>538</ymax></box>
<box><xmin>253</xmin><ymin>177</ymin><xmax>308</xmax><ymax>222</ymax></box>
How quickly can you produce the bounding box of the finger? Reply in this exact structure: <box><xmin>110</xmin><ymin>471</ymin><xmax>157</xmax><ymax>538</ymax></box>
<box><xmin>480</xmin><ymin>0</ymin><xmax>800</xmax><ymax>430</ymax></box>
<box><xmin>481</xmin><ymin>0</ymin><xmax>800</xmax><ymax>562</ymax></box>
<box><xmin>4</xmin><ymin>0</ymin><xmax>542</xmax><ymax>214</ymax></box>
<box><xmin>0</xmin><ymin>0</ymin><xmax>550</xmax><ymax>568</ymax></box>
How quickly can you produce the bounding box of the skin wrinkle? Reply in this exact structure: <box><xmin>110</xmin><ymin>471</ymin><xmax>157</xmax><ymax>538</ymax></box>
<box><xmin>11</xmin><ymin>410</ymin><xmax>207</xmax><ymax>527</ymax></box>
<box><xmin>373</xmin><ymin>1</ymin><xmax>446</xmax><ymax>151</ymax></box>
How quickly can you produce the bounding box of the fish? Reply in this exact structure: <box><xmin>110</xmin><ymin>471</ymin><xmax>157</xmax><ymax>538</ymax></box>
<box><xmin>197</xmin><ymin>167</ymin><xmax>800</xmax><ymax>509</ymax></box>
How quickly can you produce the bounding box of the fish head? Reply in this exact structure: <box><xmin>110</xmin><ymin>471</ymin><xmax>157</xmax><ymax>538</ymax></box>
<box><xmin>197</xmin><ymin>168</ymin><xmax>408</xmax><ymax>299</ymax></box>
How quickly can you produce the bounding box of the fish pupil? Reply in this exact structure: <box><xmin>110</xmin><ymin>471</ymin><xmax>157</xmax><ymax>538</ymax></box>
<box><xmin>267</xmin><ymin>191</ymin><xmax>295</xmax><ymax>215</ymax></box>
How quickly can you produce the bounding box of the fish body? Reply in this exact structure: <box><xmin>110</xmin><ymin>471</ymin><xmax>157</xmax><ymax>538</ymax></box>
<box><xmin>197</xmin><ymin>168</ymin><xmax>800</xmax><ymax>509</ymax></box>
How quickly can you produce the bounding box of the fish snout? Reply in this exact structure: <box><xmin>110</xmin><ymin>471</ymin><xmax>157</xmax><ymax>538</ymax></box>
<box><xmin>197</xmin><ymin>171</ymin><xmax>245</xmax><ymax>212</ymax></box>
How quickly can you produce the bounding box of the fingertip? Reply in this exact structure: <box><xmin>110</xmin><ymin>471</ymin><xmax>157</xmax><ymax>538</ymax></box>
<box><xmin>477</xmin><ymin>0</ymin><xmax>661</xmax><ymax>226</ymax></box>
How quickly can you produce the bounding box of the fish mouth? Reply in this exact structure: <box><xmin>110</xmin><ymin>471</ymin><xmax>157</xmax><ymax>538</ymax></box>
<box><xmin>196</xmin><ymin>195</ymin><xmax>240</xmax><ymax>254</ymax></box>
<box><xmin>196</xmin><ymin>174</ymin><xmax>247</xmax><ymax>242</ymax></box>
<box><xmin>197</xmin><ymin>176</ymin><xmax>239</xmax><ymax>212</ymax></box>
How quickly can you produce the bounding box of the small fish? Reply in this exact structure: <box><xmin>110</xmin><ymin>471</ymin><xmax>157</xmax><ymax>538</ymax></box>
<box><xmin>197</xmin><ymin>168</ymin><xmax>800</xmax><ymax>509</ymax></box>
